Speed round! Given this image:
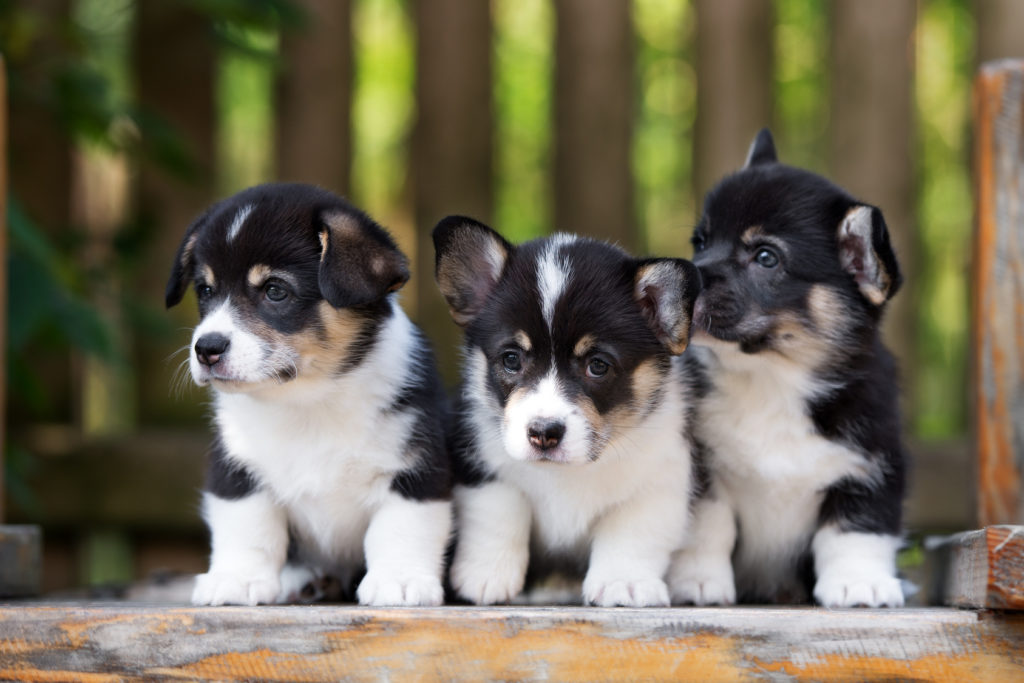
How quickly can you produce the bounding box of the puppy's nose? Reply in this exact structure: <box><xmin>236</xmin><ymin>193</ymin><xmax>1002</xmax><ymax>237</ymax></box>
<box><xmin>527</xmin><ymin>419</ymin><xmax>566</xmax><ymax>451</ymax></box>
<box><xmin>195</xmin><ymin>333</ymin><xmax>230</xmax><ymax>367</ymax></box>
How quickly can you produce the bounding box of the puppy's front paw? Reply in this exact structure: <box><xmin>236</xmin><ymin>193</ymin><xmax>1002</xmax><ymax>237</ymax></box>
<box><xmin>814</xmin><ymin>573</ymin><xmax>904</xmax><ymax>608</ymax></box>
<box><xmin>450</xmin><ymin>556</ymin><xmax>526</xmax><ymax>605</ymax></box>
<box><xmin>357</xmin><ymin>572</ymin><xmax>444</xmax><ymax>607</ymax></box>
<box><xmin>192</xmin><ymin>571</ymin><xmax>281</xmax><ymax>606</ymax></box>
<box><xmin>583</xmin><ymin>576</ymin><xmax>670</xmax><ymax>607</ymax></box>
<box><xmin>668</xmin><ymin>559</ymin><xmax>736</xmax><ymax>606</ymax></box>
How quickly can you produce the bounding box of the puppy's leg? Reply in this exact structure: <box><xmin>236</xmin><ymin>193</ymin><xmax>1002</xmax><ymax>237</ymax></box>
<box><xmin>668</xmin><ymin>494</ymin><xmax>737</xmax><ymax>605</ymax></box>
<box><xmin>357</xmin><ymin>495</ymin><xmax>452</xmax><ymax>607</ymax></box>
<box><xmin>449</xmin><ymin>482</ymin><xmax>532</xmax><ymax>605</ymax></box>
<box><xmin>192</xmin><ymin>490</ymin><xmax>288</xmax><ymax>606</ymax></box>
<box><xmin>583</xmin><ymin>485</ymin><xmax>687</xmax><ymax>607</ymax></box>
<box><xmin>812</xmin><ymin>525</ymin><xmax>903</xmax><ymax>607</ymax></box>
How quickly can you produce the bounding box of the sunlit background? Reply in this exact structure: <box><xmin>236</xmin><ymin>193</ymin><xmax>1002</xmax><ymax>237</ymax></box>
<box><xmin>1</xmin><ymin>0</ymin><xmax>1018</xmax><ymax>594</ymax></box>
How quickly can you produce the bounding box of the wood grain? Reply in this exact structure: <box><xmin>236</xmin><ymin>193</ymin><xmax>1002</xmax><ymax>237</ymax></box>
<box><xmin>973</xmin><ymin>59</ymin><xmax>1024</xmax><ymax>527</ymax></box>
<box><xmin>946</xmin><ymin>525</ymin><xmax>1024</xmax><ymax>609</ymax></box>
<box><xmin>0</xmin><ymin>605</ymin><xmax>1021</xmax><ymax>682</ymax></box>
<box><xmin>0</xmin><ymin>55</ymin><xmax>7</xmax><ymax>523</ymax></box>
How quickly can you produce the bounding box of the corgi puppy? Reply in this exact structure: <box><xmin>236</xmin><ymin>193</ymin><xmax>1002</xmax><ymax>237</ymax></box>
<box><xmin>434</xmin><ymin>217</ymin><xmax>702</xmax><ymax>607</ymax></box>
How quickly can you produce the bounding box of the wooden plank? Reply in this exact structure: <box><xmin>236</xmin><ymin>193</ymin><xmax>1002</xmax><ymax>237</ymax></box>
<box><xmin>0</xmin><ymin>526</ymin><xmax>40</xmax><ymax>597</ymax></box>
<box><xmin>1</xmin><ymin>54</ymin><xmax>7</xmax><ymax>523</ymax></box>
<box><xmin>0</xmin><ymin>605</ymin><xmax>1020</xmax><ymax>681</ymax></box>
<box><xmin>973</xmin><ymin>59</ymin><xmax>1024</xmax><ymax>527</ymax></box>
<box><xmin>946</xmin><ymin>525</ymin><xmax>1024</xmax><ymax>610</ymax></box>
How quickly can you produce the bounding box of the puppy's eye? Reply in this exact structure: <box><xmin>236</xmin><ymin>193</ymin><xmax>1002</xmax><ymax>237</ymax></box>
<box><xmin>691</xmin><ymin>234</ymin><xmax>707</xmax><ymax>252</ymax></box>
<box><xmin>265</xmin><ymin>283</ymin><xmax>289</xmax><ymax>302</ymax></box>
<box><xmin>586</xmin><ymin>358</ymin><xmax>610</xmax><ymax>379</ymax></box>
<box><xmin>754</xmin><ymin>247</ymin><xmax>779</xmax><ymax>268</ymax></box>
<box><xmin>197</xmin><ymin>284</ymin><xmax>213</xmax><ymax>300</ymax></box>
<box><xmin>501</xmin><ymin>351</ymin><xmax>522</xmax><ymax>374</ymax></box>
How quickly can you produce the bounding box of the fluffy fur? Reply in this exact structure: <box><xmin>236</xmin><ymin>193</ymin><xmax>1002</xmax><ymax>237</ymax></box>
<box><xmin>434</xmin><ymin>217</ymin><xmax>702</xmax><ymax>607</ymax></box>
<box><xmin>166</xmin><ymin>183</ymin><xmax>452</xmax><ymax>606</ymax></box>
<box><xmin>668</xmin><ymin>130</ymin><xmax>907</xmax><ymax>607</ymax></box>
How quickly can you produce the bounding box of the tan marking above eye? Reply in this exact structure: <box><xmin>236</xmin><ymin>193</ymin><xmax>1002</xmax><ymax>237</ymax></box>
<box><xmin>200</xmin><ymin>264</ymin><xmax>216</xmax><ymax>288</ymax></box>
<box><xmin>573</xmin><ymin>334</ymin><xmax>596</xmax><ymax>358</ymax></box>
<box><xmin>741</xmin><ymin>225</ymin><xmax>765</xmax><ymax>244</ymax></box>
<box><xmin>247</xmin><ymin>264</ymin><xmax>272</xmax><ymax>288</ymax></box>
<box><xmin>514</xmin><ymin>330</ymin><xmax>532</xmax><ymax>352</ymax></box>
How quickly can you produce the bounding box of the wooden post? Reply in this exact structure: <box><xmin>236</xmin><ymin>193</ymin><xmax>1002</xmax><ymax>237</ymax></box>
<box><xmin>943</xmin><ymin>525</ymin><xmax>1024</xmax><ymax>609</ymax></box>
<box><xmin>973</xmin><ymin>60</ymin><xmax>1024</xmax><ymax>527</ymax></box>
<box><xmin>0</xmin><ymin>54</ymin><xmax>7</xmax><ymax>521</ymax></box>
<box><xmin>829</xmin><ymin>0</ymin><xmax>918</xmax><ymax>414</ymax></box>
<box><xmin>693</xmin><ymin>0</ymin><xmax>773</xmax><ymax>200</ymax></box>
<box><xmin>412</xmin><ymin>0</ymin><xmax>493</xmax><ymax>385</ymax></box>
<box><xmin>275</xmin><ymin>0</ymin><xmax>352</xmax><ymax>195</ymax></box>
<box><xmin>554</xmin><ymin>0</ymin><xmax>635</xmax><ymax>251</ymax></box>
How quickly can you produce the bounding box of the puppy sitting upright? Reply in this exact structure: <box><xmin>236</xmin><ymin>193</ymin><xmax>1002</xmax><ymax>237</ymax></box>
<box><xmin>669</xmin><ymin>130</ymin><xmax>906</xmax><ymax>607</ymax></box>
<box><xmin>166</xmin><ymin>183</ymin><xmax>451</xmax><ymax>606</ymax></box>
<box><xmin>434</xmin><ymin>217</ymin><xmax>702</xmax><ymax>607</ymax></box>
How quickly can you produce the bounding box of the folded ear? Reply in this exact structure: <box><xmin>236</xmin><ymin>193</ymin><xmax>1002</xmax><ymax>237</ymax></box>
<box><xmin>318</xmin><ymin>210</ymin><xmax>410</xmax><ymax>308</ymax></box>
<box><xmin>634</xmin><ymin>258</ymin><xmax>702</xmax><ymax>355</ymax></box>
<box><xmin>743</xmin><ymin>127</ymin><xmax>778</xmax><ymax>168</ymax></box>
<box><xmin>432</xmin><ymin>215</ymin><xmax>511</xmax><ymax>327</ymax></box>
<box><xmin>837</xmin><ymin>205</ymin><xmax>902</xmax><ymax>306</ymax></box>
<box><xmin>165</xmin><ymin>207</ymin><xmax>213</xmax><ymax>308</ymax></box>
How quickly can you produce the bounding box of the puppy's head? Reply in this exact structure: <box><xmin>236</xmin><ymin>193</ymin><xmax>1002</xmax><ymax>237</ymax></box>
<box><xmin>690</xmin><ymin>129</ymin><xmax>901</xmax><ymax>367</ymax></box>
<box><xmin>434</xmin><ymin>217</ymin><xmax>700</xmax><ymax>465</ymax></box>
<box><xmin>165</xmin><ymin>183</ymin><xmax>409</xmax><ymax>393</ymax></box>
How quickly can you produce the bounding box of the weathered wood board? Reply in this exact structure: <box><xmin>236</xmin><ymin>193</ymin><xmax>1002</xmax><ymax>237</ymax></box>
<box><xmin>973</xmin><ymin>59</ymin><xmax>1024</xmax><ymax>527</ymax></box>
<box><xmin>0</xmin><ymin>605</ymin><xmax>1021</xmax><ymax>682</ymax></box>
<box><xmin>945</xmin><ymin>525</ymin><xmax>1024</xmax><ymax>609</ymax></box>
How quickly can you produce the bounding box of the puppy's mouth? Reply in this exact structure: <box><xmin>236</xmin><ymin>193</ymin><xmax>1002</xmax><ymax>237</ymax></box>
<box><xmin>693</xmin><ymin>296</ymin><xmax>778</xmax><ymax>353</ymax></box>
<box><xmin>194</xmin><ymin>363</ymin><xmax>298</xmax><ymax>388</ymax></box>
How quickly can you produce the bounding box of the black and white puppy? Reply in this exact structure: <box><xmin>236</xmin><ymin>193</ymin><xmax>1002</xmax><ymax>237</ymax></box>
<box><xmin>668</xmin><ymin>130</ymin><xmax>907</xmax><ymax>607</ymax></box>
<box><xmin>166</xmin><ymin>183</ymin><xmax>451</xmax><ymax>606</ymax></box>
<box><xmin>434</xmin><ymin>217</ymin><xmax>702</xmax><ymax>607</ymax></box>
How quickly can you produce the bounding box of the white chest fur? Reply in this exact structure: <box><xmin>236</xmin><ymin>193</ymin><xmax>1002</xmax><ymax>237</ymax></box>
<box><xmin>213</xmin><ymin>309</ymin><xmax>418</xmax><ymax>567</ymax></box>
<box><xmin>695</xmin><ymin>346</ymin><xmax>872</xmax><ymax>591</ymax></box>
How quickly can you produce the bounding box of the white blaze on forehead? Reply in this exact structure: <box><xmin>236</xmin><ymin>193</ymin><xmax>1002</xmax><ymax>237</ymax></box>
<box><xmin>227</xmin><ymin>203</ymin><xmax>255</xmax><ymax>243</ymax></box>
<box><xmin>537</xmin><ymin>234</ymin><xmax>576</xmax><ymax>329</ymax></box>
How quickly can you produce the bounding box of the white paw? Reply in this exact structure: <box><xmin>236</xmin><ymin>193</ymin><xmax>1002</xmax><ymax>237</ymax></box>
<box><xmin>814</xmin><ymin>573</ymin><xmax>905</xmax><ymax>608</ymax></box>
<box><xmin>450</xmin><ymin>556</ymin><xmax>526</xmax><ymax>605</ymax></box>
<box><xmin>583</xmin><ymin>576</ymin><xmax>670</xmax><ymax>607</ymax></box>
<box><xmin>276</xmin><ymin>564</ymin><xmax>321</xmax><ymax>603</ymax></box>
<box><xmin>357</xmin><ymin>572</ymin><xmax>444</xmax><ymax>607</ymax></box>
<box><xmin>668</xmin><ymin>559</ymin><xmax>736</xmax><ymax>605</ymax></box>
<box><xmin>192</xmin><ymin>571</ymin><xmax>281</xmax><ymax>606</ymax></box>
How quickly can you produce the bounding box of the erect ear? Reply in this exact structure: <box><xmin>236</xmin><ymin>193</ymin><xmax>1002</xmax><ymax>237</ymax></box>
<box><xmin>837</xmin><ymin>205</ymin><xmax>902</xmax><ymax>306</ymax></box>
<box><xmin>432</xmin><ymin>215</ymin><xmax>511</xmax><ymax>327</ymax></box>
<box><xmin>743</xmin><ymin>127</ymin><xmax>778</xmax><ymax>168</ymax></box>
<box><xmin>165</xmin><ymin>207</ymin><xmax>213</xmax><ymax>309</ymax></box>
<box><xmin>318</xmin><ymin>209</ymin><xmax>410</xmax><ymax>308</ymax></box>
<box><xmin>634</xmin><ymin>258</ymin><xmax>702</xmax><ymax>355</ymax></box>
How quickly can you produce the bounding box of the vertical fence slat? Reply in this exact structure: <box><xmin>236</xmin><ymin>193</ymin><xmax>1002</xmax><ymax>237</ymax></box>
<box><xmin>693</xmin><ymin>0</ymin><xmax>773</xmax><ymax>200</ymax></box>
<box><xmin>973</xmin><ymin>59</ymin><xmax>1024</xmax><ymax>526</ymax></box>
<box><xmin>1</xmin><ymin>54</ymin><xmax>7</xmax><ymax>521</ymax></box>
<box><xmin>276</xmin><ymin>0</ymin><xmax>352</xmax><ymax>195</ymax></box>
<box><xmin>554</xmin><ymin>0</ymin><xmax>634</xmax><ymax>250</ymax></box>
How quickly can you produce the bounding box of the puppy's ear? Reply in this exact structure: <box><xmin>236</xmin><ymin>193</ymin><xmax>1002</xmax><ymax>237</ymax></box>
<box><xmin>743</xmin><ymin>127</ymin><xmax>778</xmax><ymax>168</ymax></box>
<box><xmin>634</xmin><ymin>258</ymin><xmax>702</xmax><ymax>355</ymax></box>
<box><xmin>433</xmin><ymin>216</ymin><xmax>511</xmax><ymax>327</ymax></box>
<box><xmin>318</xmin><ymin>210</ymin><xmax>410</xmax><ymax>308</ymax></box>
<box><xmin>837</xmin><ymin>205</ymin><xmax>902</xmax><ymax>306</ymax></box>
<box><xmin>165</xmin><ymin>208</ymin><xmax>212</xmax><ymax>309</ymax></box>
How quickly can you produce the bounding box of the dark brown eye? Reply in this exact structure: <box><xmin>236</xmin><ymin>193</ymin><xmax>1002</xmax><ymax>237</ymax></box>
<box><xmin>197</xmin><ymin>283</ymin><xmax>213</xmax><ymax>300</ymax></box>
<box><xmin>754</xmin><ymin>247</ymin><xmax>779</xmax><ymax>268</ymax></box>
<box><xmin>691</xmin><ymin>233</ymin><xmax>707</xmax><ymax>252</ymax></box>
<box><xmin>586</xmin><ymin>358</ymin><xmax>610</xmax><ymax>378</ymax></box>
<box><xmin>502</xmin><ymin>350</ymin><xmax>522</xmax><ymax>373</ymax></box>
<box><xmin>265</xmin><ymin>283</ymin><xmax>288</xmax><ymax>302</ymax></box>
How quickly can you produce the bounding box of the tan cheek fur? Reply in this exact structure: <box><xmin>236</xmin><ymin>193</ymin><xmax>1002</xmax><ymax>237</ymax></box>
<box><xmin>286</xmin><ymin>302</ymin><xmax>370</xmax><ymax>376</ymax></box>
<box><xmin>770</xmin><ymin>285</ymin><xmax>849</xmax><ymax>369</ymax></box>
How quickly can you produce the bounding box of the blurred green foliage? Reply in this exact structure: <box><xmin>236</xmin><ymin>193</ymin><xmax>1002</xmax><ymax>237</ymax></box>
<box><xmin>4</xmin><ymin>0</ymin><xmax>979</xmax><ymax>450</ymax></box>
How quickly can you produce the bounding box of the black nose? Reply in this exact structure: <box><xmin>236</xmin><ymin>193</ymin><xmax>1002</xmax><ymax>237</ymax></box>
<box><xmin>527</xmin><ymin>420</ymin><xmax>566</xmax><ymax>451</ymax></box>
<box><xmin>195</xmin><ymin>333</ymin><xmax>230</xmax><ymax>367</ymax></box>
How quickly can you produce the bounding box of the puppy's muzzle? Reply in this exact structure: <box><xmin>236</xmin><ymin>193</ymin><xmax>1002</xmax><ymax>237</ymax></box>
<box><xmin>527</xmin><ymin>419</ymin><xmax>566</xmax><ymax>452</ymax></box>
<box><xmin>195</xmin><ymin>333</ymin><xmax>230</xmax><ymax>367</ymax></box>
